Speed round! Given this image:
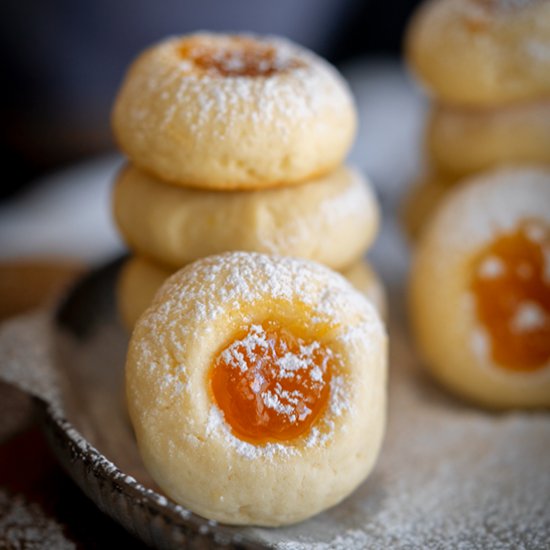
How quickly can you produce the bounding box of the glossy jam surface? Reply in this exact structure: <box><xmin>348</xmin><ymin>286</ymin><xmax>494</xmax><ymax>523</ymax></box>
<box><xmin>178</xmin><ymin>37</ymin><xmax>303</xmax><ymax>77</ymax></box>
<box><xmin>210</xmin><ymin>321</ymin><xmax>333</xmax><ymax>443</ymax></box>
<box><xmin>471</xmin><ymin>221</ymin><xmax>550</xmax><ymax>371</ymax></box>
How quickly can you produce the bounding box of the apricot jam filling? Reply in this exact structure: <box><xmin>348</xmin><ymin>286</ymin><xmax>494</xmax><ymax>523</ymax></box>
<box><xmin>210</xmin><ymin>321</ymin><xmax>334</xmax><ymax>444</ymax></box>
<box><xmin>178</xmin><ymin>37</ymin><xmax>303</xmax><ymax>77</ymax></box>
<box><xmin>470</xmin><ymin>220</ymin><xmax>550</xmax><ymax>371</ymax></box>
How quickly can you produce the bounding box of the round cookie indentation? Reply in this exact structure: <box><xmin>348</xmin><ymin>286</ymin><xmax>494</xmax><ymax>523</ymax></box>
<box><xmin>177</xmin><ymin>35</ymin><xmax>304</xmax><ymax>77</ymax></box>
<box><xmin>210</xmin><ymin>320</ymin><xmax>334</xmax><ymax>443</ymax></box>
<box><xmin>470</xmin><ymin>220</ymin><xmax>550</xmax><ymax>372</ymax></box>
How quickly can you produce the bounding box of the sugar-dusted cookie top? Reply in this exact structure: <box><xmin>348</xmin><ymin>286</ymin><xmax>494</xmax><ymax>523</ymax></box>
<box><xmin>113</xmin><ymin>33</ymin><xmax>356</xmax><ymax>189</ymax></box>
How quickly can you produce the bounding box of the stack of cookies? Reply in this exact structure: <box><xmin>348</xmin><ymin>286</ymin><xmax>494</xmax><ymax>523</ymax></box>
<box><xmin>111</xmin><ymin>33</ymin><xmax>384</xmax><ymax>328</ymax></box>
<box><xmin>402</xmin><ymin>0</ymin><xmax>550</xmax><ymax>240</ymax></box>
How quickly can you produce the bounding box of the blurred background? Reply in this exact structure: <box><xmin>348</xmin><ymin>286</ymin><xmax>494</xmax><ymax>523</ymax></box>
<box><xmin>2</xmin><ymin>0</ymin><xmax>422</xmax><ymax>200</ymax></box>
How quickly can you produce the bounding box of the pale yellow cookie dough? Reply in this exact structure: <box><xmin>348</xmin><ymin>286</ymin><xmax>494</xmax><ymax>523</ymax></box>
<box><xmin>427</xmin><ymin>102</ymin><xmax>550</xmax><ymax>178</ymax></box>
<box><xmin>118</xmin><ymin>256</ymin><xmax>386</xmax><ymax>329</ymax></box>
<box><xmin>126</xmin><ymin>252</ymin><xmax>387</xmax><ymax>525</ymax></box>
<box><xmin>117</xmin><ymin>256</ymin><xmax>168</xmax><ymax>330</ymax></box>
<box><xmin>410</xmin><ymin>166</ymin><xmax>550</xmax><ymax>408</ymax></box>
<box><xmin>406</xmin><ymin>0</ymin><xmax>550</xmax><ymax>106</ymax></box>
<box><xmin>113</xmin><ymin>33</ymin><xmax>356</xmax><ymax>190</ymax></box>
<box><xmin>113</xmin><ymin>164</ymin><xmax>379</xmax><ymax>270</ymax></box>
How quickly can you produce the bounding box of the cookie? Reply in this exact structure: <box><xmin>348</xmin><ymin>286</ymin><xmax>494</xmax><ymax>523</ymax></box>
<box><xmin>113</xmin><ymin>164</ymin><xmax>378</xmax><ymax>270</ymax></box>
<box><xmin>410</xmin><ymin>166</ymin><xmax>550</xmax><ymax>407</ymax></box>
<box><xmin>126</xmin><ymin>252</ymin><xmax>387</xmax><ymax>525</ymax></box>
<box><xmin>113</xmin><ymin>33</ymin><xmax>356</xmax><ymax>190</ymax></box>
<box><xmin>406</xmin><ymin>0</ymin><xmax>550</xmax><ymax>106</ymax></box>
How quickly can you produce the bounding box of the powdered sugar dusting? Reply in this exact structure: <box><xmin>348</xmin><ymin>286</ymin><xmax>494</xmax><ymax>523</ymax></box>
<box><xmin>206</xmin><ymin>406</ymin><xmax>299</xmax><ymax>460</ymax></box>
<box><xmin>0</xmin><ymin>490</ymin><xmax>75</xmax><ymax>549</ymax></box>
<box><xmin>215</xmin><ymin>322</ymin><xmax>332</xmax><ymax>425</ymax></box>
<box><xmin>525</xmin><ymin>221</ymin><xmax>547</xmax><ymax>244</ymax></box>
<box><xmin>510</xmin><ymin>301</ymin><xmax>547</xmax><ymax>332</ymax></box>
<box><xmin>525</xmin><ymin>39</ymin><xmax>550</xmax><ymax>63</ymax></box>
<box><xmin>143</xmin><ymin>252</ymin><xmax>379</xmax><ymax>351</ymax></box>
<box><xmin>125</xmin><ymin>33</ymin><xmax>353</xmax><ymax>144</ymax></box>
<box><xmin>478</xmin><ymin>255</ymin><xmax>504</xmax><ymax>278</ymax></box>
<box><xmin>206</xmin><ymin>367</ymin><xmax>351</xmax><ymax>459</ymax></box>
<box><xmin>470</xmin><ymin>326</ymin><xmax>490</xmax><ymax>360</ymax></box>
<box><xmin>426</xmin><ymin>167</ymin><xmax>550</xmax><ymax>261</ymax></box>
<box><xmin>177</xmin><ymin>34</ymin><xmax>305</xmax><ymax>77</ymax></box>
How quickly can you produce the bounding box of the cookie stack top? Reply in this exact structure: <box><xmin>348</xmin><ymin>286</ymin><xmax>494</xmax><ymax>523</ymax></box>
<box><xmin>113</xmin><ymin>33</ymin><xmax>357</xmax><ymax>190</ymax></box>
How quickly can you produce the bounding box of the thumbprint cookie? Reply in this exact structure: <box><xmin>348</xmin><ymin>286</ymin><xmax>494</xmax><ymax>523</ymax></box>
<box><xmin>126</xmin><ymin>252</ymin><xmax>387</xmax><ymax>525</ymax></box>
<box><xmin>113</xmin><ymin>33</ymin><xmax>356</xmax><ymax>190</ymax></box>
<box><xmin>410</xmin><ymin>167</ymin><xmax>550</xmax><ymax>407</ymax></box>
<box><xmin>406</xmin><ymin>0</ymin><xmax>550</xmax><ymax>106</ymax></box>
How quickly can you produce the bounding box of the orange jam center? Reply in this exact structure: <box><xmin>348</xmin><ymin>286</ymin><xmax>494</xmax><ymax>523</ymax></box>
<box><xmin>178</xmin><ymin>37</ymin><xmax>303</xmax><ymax>77</ymax></box>
<box><xmin>210</xmin><ymin>321</ymin><xmax>333</xmax><ymax>444</ymax></box>
<box><xmin>470</xmin><ymin>220</ymin><xmax>550</xmax><ymax>371</ymax></box>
